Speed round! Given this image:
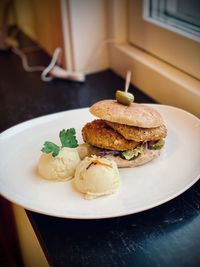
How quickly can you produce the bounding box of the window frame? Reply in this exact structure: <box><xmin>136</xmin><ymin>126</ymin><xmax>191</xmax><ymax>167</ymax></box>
<box><xmin>108</xmin><ymin>0</ymin><xmax>200</xmax><ymax>117</ymax></box>
<box><xmin>129</xmin><ymin>0</ymin><xmax>200</xmax><ymax>80</ymax></box>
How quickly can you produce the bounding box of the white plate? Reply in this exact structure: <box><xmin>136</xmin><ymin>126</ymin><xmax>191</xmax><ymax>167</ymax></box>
<box><xmin>0</xmin><ymin>105</ymin><xmax>200</xmax><ymax>219</ymax></box>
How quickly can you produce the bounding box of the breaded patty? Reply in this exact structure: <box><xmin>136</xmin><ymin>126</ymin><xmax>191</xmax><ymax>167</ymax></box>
<box><xmin>105</xmin><ymin>121</ymin><xmax>167</xmax><ymax>142</ymax></box>
<box><xmin>82</xmin><ymin>120</ymin><xmax>139</xmax><ymax>151</ymax></box>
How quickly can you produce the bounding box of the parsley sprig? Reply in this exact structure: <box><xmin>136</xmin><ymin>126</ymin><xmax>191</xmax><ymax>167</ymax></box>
<box><xmin>41</xmin><ymin>128</ymin><xmax>78</xmax><ymax>157</ymax></box>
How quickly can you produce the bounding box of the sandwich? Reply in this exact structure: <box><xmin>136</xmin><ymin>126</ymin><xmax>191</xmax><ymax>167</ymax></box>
<box><xmin>80</xmin><ymin>99</ymin><xmax>167</xmax><ymax>168</ymax></box>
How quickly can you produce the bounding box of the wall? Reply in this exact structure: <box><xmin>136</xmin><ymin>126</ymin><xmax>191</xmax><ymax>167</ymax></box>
<box><xmin>6</xmin><ymin>0</ymin><xmax>65</xmax><ymax>60</ymax></box>
<box><xmin>68</xmin><ymin>0</ymin><xmax>109</xmax><ymax>73</ymax></box>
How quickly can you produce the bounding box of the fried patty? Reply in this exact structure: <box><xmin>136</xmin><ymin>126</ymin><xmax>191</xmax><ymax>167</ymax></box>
<box><xmin>105</xmin><ymin>121</ymin><xmax>167</xmax><ymax>142</ymax></box>
<box><xmin>82</xmin><ymin>120</ymin><xmax>139</xmax><ymax>151</ymax></box>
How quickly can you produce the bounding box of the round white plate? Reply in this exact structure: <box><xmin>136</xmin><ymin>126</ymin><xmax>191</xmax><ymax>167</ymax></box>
<box><xmin>0</xmin><ymin>105</ymin><xmax>200</xmax><ymax>219</ymax></box>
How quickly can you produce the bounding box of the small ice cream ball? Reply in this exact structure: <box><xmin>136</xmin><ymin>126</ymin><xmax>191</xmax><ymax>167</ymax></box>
<box><xmin>38</xmin><ymin>147</ymin><xmax>80</xmax><ymax>181</ymax></box>
<box><xmin>73</xmin><ymin>155</ymin><xmax>120</xmax><ymax>199</ymax></box>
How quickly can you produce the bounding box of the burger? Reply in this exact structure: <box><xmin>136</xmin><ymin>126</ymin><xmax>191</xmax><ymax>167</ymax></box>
<box><xmin>80</xmin><ymin>99</ymin><xmax>167</xmax><ymax>168</ymax></box>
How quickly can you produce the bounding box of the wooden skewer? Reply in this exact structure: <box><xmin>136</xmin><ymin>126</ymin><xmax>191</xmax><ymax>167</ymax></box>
<box><xmin>125</xmin><ymin>70</ymin><xmax>131</xmax><ymax>93</ymax></box>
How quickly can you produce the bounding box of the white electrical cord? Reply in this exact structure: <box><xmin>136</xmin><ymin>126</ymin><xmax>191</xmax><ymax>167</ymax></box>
<box><xmin>41</xmin><ymin>47</ymin><xmax>61</xmax><ymax>81</ymax></box>
<box><xmin>12</xmin><ymin>47</ymin><xmax>45</xmax><ymax>72</ymax></box>
<box><xmin>12</xmin><ymin>38</ymin><xmax>117</xmax><ymax>83</ymax></box>
<box><xmin>13</xmin><ymin>46</ymin><xmax>85</xmax><ymax>82</ymax></box>
<box><xmin>41</xmin><ymin>48</ymin><xmax>85</xmax><ymax>82</ymax></box>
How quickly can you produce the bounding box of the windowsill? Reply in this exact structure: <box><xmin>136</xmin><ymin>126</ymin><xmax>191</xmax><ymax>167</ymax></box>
<box><xmin>110</xmin><ymin>43</ymin><xmax>200</xmax><ymax>118</ymax></box>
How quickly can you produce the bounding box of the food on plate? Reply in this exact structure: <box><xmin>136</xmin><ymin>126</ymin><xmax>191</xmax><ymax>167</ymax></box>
<box><xmin>38</xmin><ymin>147</ymin><xmax>80</xmax><ymax>181</ymax></box>
<box><xmin>73</xmin><ymin>155</ymin><xmax>120</xmax><ymax>199</ymax></box>
<box><xmin>81</xmin><ymin>99</ymin><xmax>167</xmax><ymax>168</ymax></box>
<box><xmin>105</xmin><ymin>121</ymin><xmax>167</xmax><ymax>142</ymax></box>
<box><xmin>38</xmin><ymin>128</ymin><xmax>80</xmax><ymax>180</ymax></box>
<box><xmin>37</xmin><ymin>71</ymin><xmax>166</xmax><ymax>200</ymax></box>
<box><xmin>82</xmin><ymin>120</ymin><xmax>139</xmax><ymax>151</ymax></box>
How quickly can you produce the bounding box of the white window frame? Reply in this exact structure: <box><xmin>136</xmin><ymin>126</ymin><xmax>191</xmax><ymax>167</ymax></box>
<box><xmin>129</xmin><ymin>0</ymin><xmax>200</xmax><ymax>80</ymax></box>
<box><xmin>143</xmin><ymin>0</ymin><xmax>200</xmax><ymax>43</ymax></box>
<box><xmin>108</xmin><ymin>0</ymin><xmax>200</xmax><ymax>117</ymax></box>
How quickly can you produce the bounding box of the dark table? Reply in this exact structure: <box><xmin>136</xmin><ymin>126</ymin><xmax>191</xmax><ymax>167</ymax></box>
<box><xmin>0</xmin><ymin>35</ymin><xmax>200</xmax><ymax>267</ymax></box>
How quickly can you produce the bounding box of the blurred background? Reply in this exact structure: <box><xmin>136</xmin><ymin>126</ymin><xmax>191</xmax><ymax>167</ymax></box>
<box><xmin>0</xmin><ymin>0</ymin><xmax>199</xmax><ymax>116</ymax></box>
<box><xmin>0</xmin><ymin>0</ymin><xmax>64</xmax><ymax>64</ymax></box>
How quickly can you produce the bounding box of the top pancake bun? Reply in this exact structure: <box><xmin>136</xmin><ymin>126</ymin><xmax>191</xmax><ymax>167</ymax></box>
<box><xmin>90</xmin><ymin>100</ymin><xmax>164</xmax><ymax>128</ymax></box>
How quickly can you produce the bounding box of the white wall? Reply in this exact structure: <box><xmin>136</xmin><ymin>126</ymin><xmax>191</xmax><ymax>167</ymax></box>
<box><xmin>67</xmin><ymin>0</ymin><xmax>109</xmax><ymax>73</ymax></box>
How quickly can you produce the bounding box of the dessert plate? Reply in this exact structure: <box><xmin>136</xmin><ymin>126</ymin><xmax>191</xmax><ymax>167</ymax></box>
<box><xmin>0</xmin><ymin>105</ymin><xmax>200</xmax><ymax>219</ymax></box>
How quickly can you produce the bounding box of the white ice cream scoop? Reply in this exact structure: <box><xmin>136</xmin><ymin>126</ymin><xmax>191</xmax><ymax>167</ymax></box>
<box><xmin>73</xmin><ymin>156</ymin><xmax>120</xmax><ymax>199</ymax></box>
<box><xmin>38</xmin><ymin>147</ymin><xmax>80</xmax><ymax>181</ymax></box>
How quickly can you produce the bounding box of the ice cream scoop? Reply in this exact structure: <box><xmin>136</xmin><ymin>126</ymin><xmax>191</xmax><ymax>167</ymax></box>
<box><xmin>38</xmin><ymin>147</ymin><xmax>80</xmax><ymax>181</ymax></box>
<box><xmin>73</xmin><ymin>156</ymin><xmax>120</xmax><ymax>199</ymax></box>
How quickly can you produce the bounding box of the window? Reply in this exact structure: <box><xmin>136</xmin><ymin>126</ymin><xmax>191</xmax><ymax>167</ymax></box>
<box><xmin>144</xmin><ymin>0</ymin><xmax>200</xmax><ymax>42</ymax></box>
<box><xmin>129</xmin><ymin>0</ymin><xmax>200</xmax><ymax>79</ymax></box>
<box><xmin>108</xmin><ymin>0</ymin><xmax>200</xmax><ymax>117</ymax></box>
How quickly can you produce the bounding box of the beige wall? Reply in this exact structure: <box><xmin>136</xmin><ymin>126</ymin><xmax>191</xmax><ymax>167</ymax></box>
<box><xmin>13</xmin><ymin>0</ymin><xmax>64</xmax><ymax>58</ymax></box>
<box><xmin>0</xmin><ymin>0</ymin><xmax>16</xmax><ymax>29</ymax></box>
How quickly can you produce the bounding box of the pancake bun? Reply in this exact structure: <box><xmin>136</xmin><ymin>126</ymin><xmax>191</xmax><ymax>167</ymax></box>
<box><xmin>105</xmin><ymin>149</ymin><xmax>161</xmax><ymax>168</ymax></box>
<box><xmin>90</xmin><ymin>100</ymin><xmax>164</xmax><ymax>128</ymax></box>
<box><xmin>77</xmin><ymin>144</ymin><xmax>161</xmax><ymax>168</ymax></box>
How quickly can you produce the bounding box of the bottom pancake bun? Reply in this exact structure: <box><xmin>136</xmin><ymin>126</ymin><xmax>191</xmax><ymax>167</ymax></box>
<box><xmin>77</xmin><ymin>144</ymin><xmax>161</xmax><ymax>168</ymax></box>
<box><xmin>104</xmin><ymin>149</ymin><xmax>160</xmax><ymax>168</ymax></box>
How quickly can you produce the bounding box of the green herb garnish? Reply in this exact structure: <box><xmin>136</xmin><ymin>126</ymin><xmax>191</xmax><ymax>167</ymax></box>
<box><xmin>41</xmin><ymin>141</ymin><xmax>60</xmax><ymax>157</ymax></box>
<box><xmin>59</xmin><ymin>128</ymin><xmax>78</xmax><ymax>148</ymax></box>
<box><xmin>41</xmin><ymin>128</ymin><xmax>78</xmax><ymax>157</ymax></box>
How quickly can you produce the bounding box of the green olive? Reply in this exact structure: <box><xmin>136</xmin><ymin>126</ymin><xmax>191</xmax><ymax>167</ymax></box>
<box><xmin>116</xmin><ymin>90</ymin><xmax>134</xmax><ymax>106</ymax></box>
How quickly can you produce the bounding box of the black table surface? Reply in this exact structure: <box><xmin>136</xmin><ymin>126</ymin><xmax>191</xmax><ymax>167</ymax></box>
<box><xmin>0</xmin><ymin>34</ymin><xmax>200</xmax><ymax>267</ymax></box>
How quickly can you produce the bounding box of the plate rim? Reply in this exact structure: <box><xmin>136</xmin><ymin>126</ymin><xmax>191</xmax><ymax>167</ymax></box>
<box><xmin>0</xmin><ymin>104</ymin><xmax>200</xmax><ymax>219</ymax></box>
